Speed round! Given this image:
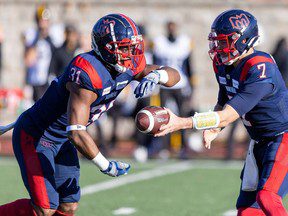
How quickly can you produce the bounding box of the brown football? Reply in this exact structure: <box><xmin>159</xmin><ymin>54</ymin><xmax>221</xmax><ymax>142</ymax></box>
<box><xmin>135</xmin><ymin>106</ymin><xmax>170</xmax><ymax>135</ymax></box>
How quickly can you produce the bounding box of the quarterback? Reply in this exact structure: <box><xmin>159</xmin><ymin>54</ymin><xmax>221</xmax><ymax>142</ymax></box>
<box><xmin>156</xmin><ymin>9</ymin><xmax>288</xmax><ymax>216</ymax></box>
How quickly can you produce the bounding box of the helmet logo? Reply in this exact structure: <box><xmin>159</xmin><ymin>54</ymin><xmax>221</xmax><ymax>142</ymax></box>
<box><xmin>99</xmin><ymin>19</ymin><xmax>116</xmax><ymax>36</ymax></box>
<box><xmin>229</xmin><ymin>13</ymin><xmax>250</xmax><ymax>30</ymax></box>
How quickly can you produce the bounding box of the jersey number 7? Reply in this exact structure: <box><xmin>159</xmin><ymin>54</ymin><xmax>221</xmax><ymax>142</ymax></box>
<box><xmin>257</xmin><ymin>63</ymin><xmax>266</xmax><ymax>78</ymax></box>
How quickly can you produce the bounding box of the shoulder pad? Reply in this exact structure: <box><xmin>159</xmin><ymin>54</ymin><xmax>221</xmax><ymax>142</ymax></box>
<box><xmin>72</xmin><ymin>56</ymin><xmax>103</xmax><ymax>89</ymax></box>
<box><xmin>240</xmin><ymin>55</ymin><xmax>274</xmax><ymax>81</ymax></box>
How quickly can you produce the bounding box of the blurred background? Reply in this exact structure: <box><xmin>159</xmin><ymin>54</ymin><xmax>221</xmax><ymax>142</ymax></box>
<box><xmin>0</xmin><ymin>1</ymin><xmax>288</xmax><ymax>215</ymax></box>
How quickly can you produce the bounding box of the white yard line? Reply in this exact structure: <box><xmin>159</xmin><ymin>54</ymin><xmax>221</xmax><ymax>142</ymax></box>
<box><xmin>81</xmin><ymin>161</ymin><xmax>192</xmax><ymax>195</ymax></box>
<box><xmin>223</xmin><ymin>209</ymin><xmax>237</xmax><ymax>216</ymax></box>
<box><xmin>81</xmin><ymin>160</ymin><xmax>243</xmax><ymax>196</ymax></box>
<box><xmin>113</xmin><ymin>207</ymin><xmax>137</xmax><ymax>215</ymax></box>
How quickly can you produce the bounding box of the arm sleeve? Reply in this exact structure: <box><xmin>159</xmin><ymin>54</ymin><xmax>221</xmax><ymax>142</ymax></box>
<box><xmin>227</xmin><ymin>82</ymin><xmax>273</xmax><ymax>116</ymax></box>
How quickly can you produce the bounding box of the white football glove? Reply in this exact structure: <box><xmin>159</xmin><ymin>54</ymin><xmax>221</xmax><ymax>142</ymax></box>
<box><xmin>134</xmin><ymin>70</ymin><xmax>160</xmax><ymax>98</ymax></box>
<box><xmin>101</xmin><ymin>161</ymin><xmax>131</xmax><ymax>177</ymax></box>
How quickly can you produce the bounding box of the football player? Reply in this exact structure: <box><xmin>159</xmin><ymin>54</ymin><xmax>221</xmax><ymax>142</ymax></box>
<box><xmin>155</xmin><ymin>9</ymin><xmax>288</xmax><ymax>216</ymax></box>
<box><xmin>0</xmin><ymin>14</ymin><xmax>180</xmax><ymax>216</ymax></box>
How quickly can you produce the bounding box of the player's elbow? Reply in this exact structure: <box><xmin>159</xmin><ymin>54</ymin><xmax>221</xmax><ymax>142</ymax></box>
<box><xmin>217</xmin><ymin>105</ymin><xmax>239</xmax><ymax>128</ymax></box>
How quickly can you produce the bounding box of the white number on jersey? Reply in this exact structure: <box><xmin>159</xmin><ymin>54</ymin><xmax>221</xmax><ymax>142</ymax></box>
<box><xmin>257</xmin><ymin>63</ymin><xmax>267</xmax><ymax>79</ymax></box>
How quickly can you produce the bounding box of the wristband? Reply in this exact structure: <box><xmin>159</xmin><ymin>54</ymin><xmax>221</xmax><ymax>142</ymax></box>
<box><xmin>156</xmin><ymin>69</ymin><xmax>169</xmax><ymax>84</ymax></box>
<box><xmin>66</xmin><ymin>124</ymin><xmax>86</xmax><ymax>132</ymax></box>
<box><xmin>92</xmin><ymin>152</ymin><xmax>110</xmax><ymax>171</ymax></box>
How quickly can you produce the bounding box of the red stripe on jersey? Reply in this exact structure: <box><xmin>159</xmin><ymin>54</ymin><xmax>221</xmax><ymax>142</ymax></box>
<box><xmin>73</xmin><ymin>56</ymin><xmax>103</xmax><ymax>89</ymax></box>
<box><xmin>119</xmin><ymin>14</ymin><xmax>138</xmax><ymax>35</ymax></box>
<box><xmin>240</xmin><ymin>56</ymin><xmax>274</xmax><ymax>81</ymax></box>
<box><xmin>20</xmin><ymin>130</ymin><xmax>50</xmax><ymax>209</ymax></box>
<box><xmin>263</xmin><ymin>133</ymin><xmax>288</xmax><ymax>193</ymax></box>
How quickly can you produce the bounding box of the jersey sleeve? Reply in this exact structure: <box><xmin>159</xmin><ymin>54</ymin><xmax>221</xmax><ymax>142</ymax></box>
<box><xmin>67</xmin><ymin>56</ymin><xmax>103</xmax><ymax>92</ymax></box>
<box><xmin>240</xmin><ymin>55</ymin><xmax>275</xmax><ymax>85</ymax></box>
<box><xmin>226</xmin><ymin>55</ymin><xmax>276</xmax><ymax>115</ymax></box>
<box><xmin>227</xmin><ymin>81</ymin><xmax>273</xmax><ymax>116</ymax></box>
<box><xmin>217</xmin><ymin>85</ymin><xmax>229</xmax><ymax>107</ymax></box>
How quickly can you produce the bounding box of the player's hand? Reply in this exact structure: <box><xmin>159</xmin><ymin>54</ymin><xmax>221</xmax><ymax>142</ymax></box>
<box><xmin>203</xmin><ymin>128</ymin><xmax>221</xmax><ymax>149</ymax></box>
<box><xmin>134</xmin><ymin>70</ymin><xmax>160</xmax><ymax>98</ymax></box>
<box><xmin>101</xmin><ymin>161</ymin><xmax>131</xmax><ymax>177</ymax></box>
<box><xmin>154</xmin><ymin>108</ymin><xmax>191</xmax><ymax>137</ymax></box>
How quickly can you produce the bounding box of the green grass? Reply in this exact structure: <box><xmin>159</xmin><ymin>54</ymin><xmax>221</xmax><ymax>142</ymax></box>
<box><xmin>0</xmin><ymin>158</ymin><xmax>287</xmax><ymax>216</ymax></box>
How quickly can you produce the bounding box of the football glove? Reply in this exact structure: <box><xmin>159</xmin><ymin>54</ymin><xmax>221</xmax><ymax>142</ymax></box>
<box><xmin>134</xmin><ymin>70</ymin><xmax>160</xmax><ymax>98</ymax></box>
<box><xmin>101</xmin><ymin>161</ymin><xmax>131</xmax><ymax>177</ymax></box>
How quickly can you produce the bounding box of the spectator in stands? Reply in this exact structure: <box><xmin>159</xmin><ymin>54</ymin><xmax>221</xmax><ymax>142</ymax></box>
<box><xmin>272</xmin><ymin>37</ymin><xmax>288</xmax><ymax>86</ymax></box>
<box><xmin>153</xmin><ymin>21</ymin><xmax>194</xmax><ymax>158</ymax></box>
<box><xmin>23</xmin><ymin>4</ymin><xmax>57</xmax><ymax>102</ymax></box>
<box><xmin>49</xmin><ymin>24</ymin><xmax>79</xmax><ymax>78</ymax></box>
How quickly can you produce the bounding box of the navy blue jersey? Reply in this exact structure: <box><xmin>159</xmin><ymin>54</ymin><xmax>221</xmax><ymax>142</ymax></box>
<box><xmin>214</xmin><ymin>50</ymin><xmax>288</xmax><ymax>141</ymax></box>
<box><xmin>25</xmin><ymin>51</ymin><xmax>142</xmax><ymax>143</ymax></box>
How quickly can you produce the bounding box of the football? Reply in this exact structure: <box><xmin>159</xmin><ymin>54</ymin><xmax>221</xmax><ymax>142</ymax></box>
<box><xmin>135</xmin><ymin>106</ymin><xmax>170</xmax><ymax>135</ymax></box>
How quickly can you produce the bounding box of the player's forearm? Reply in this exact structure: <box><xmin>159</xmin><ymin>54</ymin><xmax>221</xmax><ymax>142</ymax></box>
<box><xmin>213</xmin><ymin>103</ymin><xmax>224</xmax><ymax>132</ymax></box>
<box><xmin>181</xmin><ymin>117</ymin><xmax>193</xmax><ymax>129</ymax></box>
<box><xmin>159</xmin><ymin>66</ymin><xmax>180</xmax><ymax>87</ymax></box>
<box><xmin>216</xmin><ymin>104</ymin><xmax>239</xmax><ymax>128</ymax></box>
<box><xmin>68</xmin><ymin>130</ymin><xmax>99</xmax><ymax>160</ymax></box>
<box><xmin>186</xmin><ymin>104</ymin><xmax>238</xmax><ymax>130</ymax></box>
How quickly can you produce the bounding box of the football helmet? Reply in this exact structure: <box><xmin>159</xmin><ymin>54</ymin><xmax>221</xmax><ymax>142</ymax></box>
<box><xmin>92</xmin><ymin>14</ymin><xmax>145</xmax><ymax>73</ymax></box>
<box><xmin>208</xmin><ymin>9</ymin><xmax>260</xmax><ymax>65</ymax></box>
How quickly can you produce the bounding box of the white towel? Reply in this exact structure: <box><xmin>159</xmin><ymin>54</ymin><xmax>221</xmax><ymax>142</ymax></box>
<box><xmin>242</xmin><ymin>140</ymin><xmax>259</xmax><ymax>191</ymax></box>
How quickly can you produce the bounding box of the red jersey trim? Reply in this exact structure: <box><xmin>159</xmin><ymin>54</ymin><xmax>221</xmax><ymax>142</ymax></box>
<box><xmin>240</xmin><ymin>56</ymin><xmax>274</xmax><ymax>81</ymax></box>
<box><xmin>263</xmin><ymin>133</ymin><xmax>288</xmax><ymax>193</ymax></box>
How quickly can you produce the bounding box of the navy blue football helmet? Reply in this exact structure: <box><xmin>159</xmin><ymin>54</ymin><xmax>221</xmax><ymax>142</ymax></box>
<box><xmin>208</xmin><ymin>9</ymin><xmax>260</xmax><ymax>65</ymax></box>
<box><xmin>92</xmin><ymin>14</ymin><xmax>145</xmax><ymax>73</ymax></box>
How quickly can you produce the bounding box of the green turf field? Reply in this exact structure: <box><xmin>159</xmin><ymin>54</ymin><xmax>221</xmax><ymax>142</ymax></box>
<box><xmin>0</xmin><ymin>158</ymin><xmax>287</xmax><ymax>216</ymax></box>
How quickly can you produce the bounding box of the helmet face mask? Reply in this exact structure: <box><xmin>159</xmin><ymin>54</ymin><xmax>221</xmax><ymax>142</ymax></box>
<box><xmin>208</xmin><ymin>9</ymin><xmax>259</xmax><ymax>66</ymax></box>
<box><xmin>105</xmin><ymin>35</ymin><xmax>145</xmax><ymax>71</ymax></box>
<box><xmin>91</xmin><ymin>14</ymin><xmax>145</xmax><ymax>73</ymax></box>
<box><xmin>208</xmin><ymin>31</ymin><xmax>240</xmax><ymax>65</ymax></box>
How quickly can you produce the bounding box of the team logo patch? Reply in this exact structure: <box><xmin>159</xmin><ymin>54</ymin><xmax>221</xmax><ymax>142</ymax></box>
<box><xmin>116</xmin><ymin>80</ymin><xmax>129</xmax><ymax>90</ymax></box>
<box><xmin>219</xmin><ymin>76</ymin><xmax>227</xmax><ymax>85</ymax></box>
<box><xmin>229</xmin><ymin>13</ymin><xmax>250</xmax><ymax>30</ymax></box>
<box><xmin>40</xmin><ymin>139</ymin><xmax>53</xmax><ymax>148</ymax></box>
<box><xmin>225</xmin><ymin>86</ymin><xmax>236</xmax><ymax>93</ymax></box>
<box><xmin>232</xmin><ymin>79</ymin><xmax>239</xmax><ymax>89</ymax></box>
<box><xmin>102</xmin><ymin>86</ymin><xmax>111</xmax><ymax>96</ymax></box>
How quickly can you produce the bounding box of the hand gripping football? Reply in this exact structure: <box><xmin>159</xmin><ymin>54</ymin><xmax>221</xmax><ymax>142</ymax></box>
<box><xmin>135</xmin><ymin>106</ymin><xmax>170</xmax><ymax>135</ymax></box>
